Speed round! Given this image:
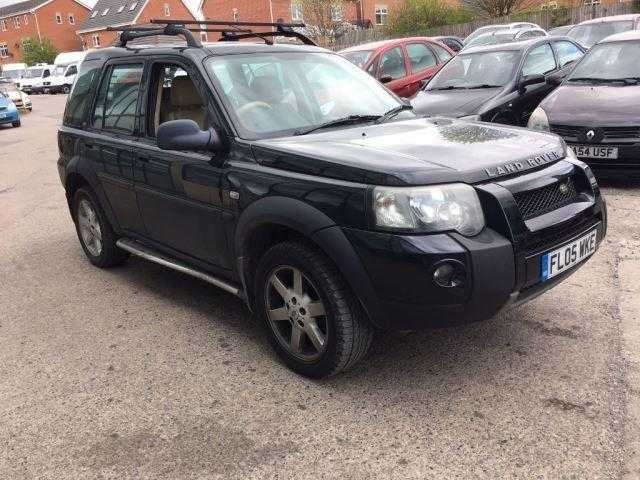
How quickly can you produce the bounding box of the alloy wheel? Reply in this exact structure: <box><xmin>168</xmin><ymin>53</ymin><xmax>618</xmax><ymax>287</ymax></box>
<box><xmin>264</xmin><ymin>265</ymin><xmax>328</xmax><ymax>361</ymax></box>
<box><xmin>77</xmin><ymin>199</ymin><xmax>103</xmax><ymax>257</ymax></box>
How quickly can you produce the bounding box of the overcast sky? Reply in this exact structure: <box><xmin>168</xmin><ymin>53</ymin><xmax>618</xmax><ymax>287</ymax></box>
<box><xmin>0</xmin><ymin>0</ymin><xmax>202</xmax><ymax>11</ymax></box>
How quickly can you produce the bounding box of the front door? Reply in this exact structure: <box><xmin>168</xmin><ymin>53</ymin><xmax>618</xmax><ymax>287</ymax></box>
<box><xmin>133</xmin><ymin>60</ymin><xmax>229</xmax><ymax>269</ymax></box>
<box><xmin>377</xmin><ymin>46</ymin><xmax>409</xmax><ymax>97</ymax></box>
<box><xmin>513</xmin><ymin>43</ymin><xmax>558</xmax><ymax>125</ymax></box>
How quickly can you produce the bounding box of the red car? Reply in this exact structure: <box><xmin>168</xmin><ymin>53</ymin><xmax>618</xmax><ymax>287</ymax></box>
<box><xmin>339</xmin><ymin>37</ymin><xmax>455</xmax><ymax>98</ymax></box>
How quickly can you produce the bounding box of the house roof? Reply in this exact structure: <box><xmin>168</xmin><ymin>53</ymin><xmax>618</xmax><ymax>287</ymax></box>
<box><xmin>0</xmin><ymin>0</ymin><xmax>91</xmax><ymax>19</ymax></box>
<box><xmin>78</xmin><ymin>0</ymin><xmax>147</xmax><ymax>33</ymax></box>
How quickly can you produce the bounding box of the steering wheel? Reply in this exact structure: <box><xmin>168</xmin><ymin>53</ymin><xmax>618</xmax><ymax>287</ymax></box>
<box><xmin>237</xmin><ymin>101</ymin><xmax>273</xmax><ymax>117</ymax></box>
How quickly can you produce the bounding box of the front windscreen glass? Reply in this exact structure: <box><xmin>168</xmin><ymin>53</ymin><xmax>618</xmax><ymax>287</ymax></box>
<box><xmin>24</xmin><ymin>68</ymin><xmax>44</xmax><ymax>78</ymax></box>
<box><xmin>567</xmin><ymin>40</ymin><xmax>640</xmax><ymax>83</ymax></box>
<box><xmin>568</xmin><ymin>20</ymin><xmax>634</xmax><ymax>48</ymax></box>
<box><xmin>427</xmin><ymin>50</ymin><xmax>521</xmax><ymax>90</ymax></box>
<box><xmin>206</xmin><ymin>52</ymin><xmax>407</xmax><ymax>140</ymax></box>
<box><xmin>340</xmin><ymin>50</ymin><xmax>374</xmax><ymax>68</ymax></box>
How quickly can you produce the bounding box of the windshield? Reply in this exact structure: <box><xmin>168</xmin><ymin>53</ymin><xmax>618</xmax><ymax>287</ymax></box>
<box><xmin>206</xmin><ymin>52</ymin><xmax>407</xmax><ymax>140</ymax></box>
<box><xmin>567</xmin><ymin>40</ymin><xmax>640</xmax><ymax>83</ymax></box>
<box><xmin>24</xmin><ymin>68</ymin><xmax>44</xmax><ymax>78</ymax></box>
<box><xmin>427</xmin><ymin>50</ymin><xmax>521</xmax><ymax>90</ymax></box>
<box><xmin>568</xmin><ymin>20</ymin><xmax>634</xmax><ymax>48</ymax></box>
<box><xmin>1</xmin><ymin>69</ymin><xmax>24</xmax><ymax>79</ymax></box>
<box><xmin>340</xmin><ymin>50</ymin><xmax>374</xmax><ymax>68</ymax></box>
<box><xmin>0</xmin><ymin>83</ymin><xmax>18</xmax><ymax>94</ymax></box>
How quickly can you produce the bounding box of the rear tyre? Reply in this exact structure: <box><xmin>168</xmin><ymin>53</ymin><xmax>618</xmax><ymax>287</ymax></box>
<box><xmin>255</xmin><ymin>240</ymin><xmax>374</xmax><ymax>378</ymax></box>
<box><xmin>73</xmin><ymin>188</ymin><xmax>128</xmax><ymax>268</ymax></box>
<box><xmin>62</xmin><ymin>85</ymin><xmax>71</xmax><ymax>94</ymax></box>
<box><xmin>12</xmin><ymin>121</ymin><xmax>20</xmax><ymax>127</ymax></box>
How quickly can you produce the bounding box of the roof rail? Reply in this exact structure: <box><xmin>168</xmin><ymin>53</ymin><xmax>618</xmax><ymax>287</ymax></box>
<box><xmin>150</xmin><ymin>19</ymin><xmax>317</xmax><ymax>46</ymax></box>
<box><xmin>106</xmin><ymin>24</ymin><xmax>202</xmax><ymax>48</ymax></box>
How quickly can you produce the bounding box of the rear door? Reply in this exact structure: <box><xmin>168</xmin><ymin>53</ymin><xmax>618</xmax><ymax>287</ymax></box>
<box><xmin>85</xmin><ymin>61</ymin><xmax>146</xmax><ymax>233</ymax></box>
<box><xmin>132</xmin><ymin>57</ymin><xmax>229</xmax><ymax>269</ymax></box>
<box><xmin>404</xmin><ymin>42</ymin><xmax>440</xmax><ymax>97</ymax></box>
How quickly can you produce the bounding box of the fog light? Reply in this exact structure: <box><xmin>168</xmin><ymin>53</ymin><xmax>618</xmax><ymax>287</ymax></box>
<box><xmin>432</xmin><ymin>260</ymin><xmax>466</xmax><ymax>288</ymax></box>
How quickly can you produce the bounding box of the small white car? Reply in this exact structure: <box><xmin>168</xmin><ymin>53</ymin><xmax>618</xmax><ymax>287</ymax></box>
<box><xmin>0</xmin><ymin>80</ymin><xmax>31</xmax><ymax>111</ymax></box>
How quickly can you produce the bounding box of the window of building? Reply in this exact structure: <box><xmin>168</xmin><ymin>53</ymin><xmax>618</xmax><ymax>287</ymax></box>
<box><xmin>55</xmin><ymin>12</ymin><xmax>62</xmax><ymax>24</ymax></box>
<box><xmin>68</xmin><ymin>13</ymin><xmax>75</xmax><ymax>24</ymax></box>
<box><xmin>375</xmin><ymin>6</ymin><xmax>388</xmax><ymax>25</ymax></box>
<box><xmin>90</xmin><ymin>10</ymin><xmax>97</xmax><ymax>18</ymax></box>
<box><xmin>23</xmin><ymin>14</ymin><xmax>28</xmax><ymax>25</ymax></box>
<box><xmin>92</xmin><ymin>64</ymin><xmax>144</xmax><ymax>133</ymax></box>
<box><xmin>163</xmin><ymin>3</ymin><xmax>170</xmax><ymax>16</ymax></box>
<box><xmin>200</xmin><ymin>32</ymin><xmax>208</xmax><ymax>42</ymax></box>
<box><xmin>14</xmin><ymin>16</ymin><xmax>20</xmax><ymax>29</ymax></box>
<box><xmin>129</xmin><ymin>2</ymin><xmax>138</xmax><ymax>11</ymax></box>
<box><xmin>102</xmin><ymin>8</ymin><xmax>110</xmax><ymax>16</ymax></box>
<box><xmin>117</xmin><ymin>5</ymin><xmax>125</xmax><ymax>13</ymax></box>
<box><xmin>541</xmin><ymin>2</ymin><xmax>558</xmax><ymax>9</ymax></box>
<box><xmin>291</xmin><ymin>2</ymin><xmax>303</xmax><ymax>21</ymax></box>
<box><xmin>232</xmin><ymin>8</ymin><xmax>239</xmax><ymax>21</ymax></box>
<box><xmin>92</xmin><ymin>34</ymin><xmax>101</xmax><ymax>47</ymax></box>
<box><xmin>331</xmin><ymin>5</ymin><xmax>343</xmax><ymax>21</ymax></box>
<box><xmin>0</xmin><ymin>43</ymin><xmax>9</xmax><ymax>58</ymax></box>
<box><xmin>0</xmin><ymin>20</ymin><xmax>6</xmax><ymax>31</ymax></box>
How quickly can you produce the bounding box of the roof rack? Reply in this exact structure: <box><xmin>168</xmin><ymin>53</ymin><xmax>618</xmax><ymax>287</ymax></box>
<box><xmin>107</xmin><ymin>24</ymin><xmax>203</xmax><ymax>48</ymax></box>
<box><xmin>150</xmin><ymin>19</ymin><xmax>317</xmax><ymax>46</ymax></box>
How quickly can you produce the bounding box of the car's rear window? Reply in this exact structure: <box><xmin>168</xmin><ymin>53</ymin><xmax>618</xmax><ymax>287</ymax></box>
<box><xmin>340</xmin><ymin>50</ymin><xmax>374</xmax><ymax>68</ymax></box>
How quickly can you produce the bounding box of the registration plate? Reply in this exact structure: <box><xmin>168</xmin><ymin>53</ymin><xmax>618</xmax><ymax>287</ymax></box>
<box><xmin>571</xmin><ymin>145</ymin><xmax>618</xmax><ymax>159</ymax></box>
<box><xmin>541</xmin><ymin>228</ymin><xmax>598</xmax><ymax>281</ymax></box>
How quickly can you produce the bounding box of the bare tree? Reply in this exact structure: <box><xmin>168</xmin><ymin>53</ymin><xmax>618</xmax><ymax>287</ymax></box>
<box><xmin>461</xmin><ymin>0</ymin><xmax>527</xmax><ymax>17</ymax></box>
<box><xmin>293</xmin><ymin>0</ymin><xmax>351</xmax><ymax>45</ymax></box>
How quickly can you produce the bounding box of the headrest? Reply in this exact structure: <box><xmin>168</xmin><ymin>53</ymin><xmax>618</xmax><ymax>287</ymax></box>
<box><xmin>171</xmin><ymin>76</ymin><xmax>201</xmax><ymax>107</ymax></box>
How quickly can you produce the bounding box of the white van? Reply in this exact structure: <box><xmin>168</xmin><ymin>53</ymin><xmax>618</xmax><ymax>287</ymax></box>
<box><xmin>20</xmin><ymin>64</ymin><xmax>54</xmax><ymax>94</ymax></box>
<box><xmin>48</xmin><ymin>51</ymin><xmax>89</xmax><ymax>94</ymax></box>
<box><xmin>0</xmin><ymin>62</ymin><xmax>27</xmax><ymax>88</ymax></box>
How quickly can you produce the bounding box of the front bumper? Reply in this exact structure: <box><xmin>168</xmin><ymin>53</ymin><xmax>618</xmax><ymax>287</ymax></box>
<box><xmin>338</xmin><ymin>160</ymin><xmax>606</xmax><ymax>330</ymax></box>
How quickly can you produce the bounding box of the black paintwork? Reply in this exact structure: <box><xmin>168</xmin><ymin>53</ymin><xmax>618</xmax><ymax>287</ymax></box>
<box><xmin>58</xmin><ymin>42</ymin><xmax>606</xmax><ymax>330</ymax></box>
<box><xmin>412</xmin><ymin>37</ymin><xmax>585</xmax><ymax>126</ymax></box>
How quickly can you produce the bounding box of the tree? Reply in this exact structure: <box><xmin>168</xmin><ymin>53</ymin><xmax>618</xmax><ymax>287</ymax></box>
<box><xmin>388</xmin><ymin>0</ymin><xmax>473</xmax><ymax>35</ymax></box>
<box><xmin>460</xmin><ymin>0</ymin><xmax>527</xmax><ymax>17</ymax></box>
<box><xmin>21</xmin><ymin>37</ymin><xmax>58</xmax><ymax>66</ymax></box>
<box><xmin>293</xmin><ymin>0</ymin><xmax>351</xmax><ymax>46</ymax></box>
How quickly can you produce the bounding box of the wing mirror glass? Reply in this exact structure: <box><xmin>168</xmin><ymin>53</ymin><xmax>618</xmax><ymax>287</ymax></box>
<box><xmin>379</xmin><ymin>75</ymin><xmax>393</xmax><ymax>84</ymax></box>
<box><xmin>157</xmin><ymin>120</ymin><xmax>222</xmax><ymax>155</ymax></box>
<box><xmin>519</xmin><ymin>73</ymin><xmax>545</xmax><ymax>90</ymax></box>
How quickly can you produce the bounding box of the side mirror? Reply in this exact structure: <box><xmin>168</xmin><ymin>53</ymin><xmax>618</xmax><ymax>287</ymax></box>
<box><xmin>379</xmin><ymin>75</ymin><xmax>393</xmax><ymax>84</ymax></box>
<box><xmin>157</xmin><ymin>120</ymin><xmax>222</xmax><ymax>154</ymax></box>
<box><xmin>519</xmin><ymin>73</ymin><xmax>545</xmax><ymax>90</ymax></box>
<box><xmin>546</xmin><ymin>72</ymin><xmax>564</xmax><ymax>86</ymax></box>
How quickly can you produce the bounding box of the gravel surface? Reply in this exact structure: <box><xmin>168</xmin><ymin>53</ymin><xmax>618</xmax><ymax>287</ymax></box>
<box><xmin>1</xmin><ymin>95</ymin><xmax>639</xmax><ymax>479</ymax></box>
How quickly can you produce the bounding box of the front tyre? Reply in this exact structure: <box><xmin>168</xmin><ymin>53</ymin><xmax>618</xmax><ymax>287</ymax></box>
<box><xmin>12</xmin><ymin>121</ymin><xmax>20</xmax><ymax>127</ymax></box>
<box><xmin>73</xmin><ymin>188</ymin><xmax>128</xmax><ymax>268</ymax></box>
<box><xmin>255</xmin><ymin>241</ymin><xmax>373</xmax><ymax>378</ymax></box>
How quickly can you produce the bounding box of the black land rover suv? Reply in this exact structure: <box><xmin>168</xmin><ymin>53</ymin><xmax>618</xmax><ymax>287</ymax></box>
<box><xmin>58</xmin><ymin>22</ymin><xmax>606</xmax><ymax>377</ymax></box>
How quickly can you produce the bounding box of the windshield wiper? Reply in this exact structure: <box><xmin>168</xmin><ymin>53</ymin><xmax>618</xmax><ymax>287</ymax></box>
<box><xmin>375</xmin><ymin>104</ymin><xmax>413</xmax><ymax>124</ymax></box>
<box><xmin>293</xmin><ymin>115</ymin><xmax>380</xmax><ymax>136</ymax></box>
<box><xmin>467</xmin><ymin>84</ymin><xmax>502</xmax><ymax>89</ymax></box>
<box><xmin>432</xmin><ymin>85</ymin><xmax>467</xmax><ymax>90</ymax></box>
<box><xmin>567</xmin><ymin>77</ymin><xmax>626</xmax><ymax>84</ymax></box>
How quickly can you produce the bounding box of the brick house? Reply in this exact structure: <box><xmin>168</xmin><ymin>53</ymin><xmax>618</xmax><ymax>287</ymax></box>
<box><xmin>198</xmin><ymin>0</ymin><xmax>407</xmax><ymax>29</ymax></box>
<box><xmin>0</xmin><ymin>0</ymin><xmax>91</xmax><ymax>65</ymax></box>
<box><xmin>76</xmin><ymin>0</ymin><xmax>197</xmax><ymax>50</ymax></box>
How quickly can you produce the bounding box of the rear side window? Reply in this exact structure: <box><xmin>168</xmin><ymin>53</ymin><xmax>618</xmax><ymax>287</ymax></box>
<box><xmin>92</xmin><ymin>64</ymin><xmax>143</xmax><ymax>133</ymax></box>
<box><xmin>406</xmin><ymin>43</ymin><xmax>437</xmax><ymax>72</ymax></box>
<box><xmin>63</xmin><ymin>60</ymin><xmax>101</xmax><ymax>127</ymax></box>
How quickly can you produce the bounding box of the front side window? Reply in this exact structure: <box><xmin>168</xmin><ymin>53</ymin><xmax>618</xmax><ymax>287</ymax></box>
<box><xmin>427</xmin><ymin>50</ymin><xmax>522</xmax><ymax>89</ymax></box>
<box><xmin>206</xmin><ymin>52</ymin><xmax>403</xmax><ymax>139</ymax></box>
<box><xmin>66</xmin><ymin>65</ymin><xmax>78</xmax><ymax>76</ymax></box>
<box><xmin>92</xmin><ymin>64</ymin><xmax>143</xmax><ymax>133</ymax></box>
<box><xmin>406</xmin><ymin>43</ymin><xmax>437</xmax><ymax>72</ymax></box>
<box><xmin>378</xmin><ymin>46</ymin><xmax>406</xmax><ymax>80</ymax></box>
<box><xmin>553</xmin><ymin>41</ymin><xmax>583</xmax><ymax>67</ymax></box>
<box><xmin>375</xmin><ymin>6</ymin><xmax>388</xmax><ymax>25</ymax></box>
<box><xmin>567</xmin><ymin>40</ymin><xmax>640</xmax><ymax>83</ymax></box>
<box><xmin>521</xmin><ymin>43</ymin><xmax>556</xmax><ymax>77</ymax></box>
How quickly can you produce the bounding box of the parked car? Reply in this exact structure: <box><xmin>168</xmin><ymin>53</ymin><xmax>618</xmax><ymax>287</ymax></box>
<box><xmin>339</xmin><ymin>37</ymin><xmax>455</xmax><ymax>97</ymax></box>
<box><xmin>528</xmin><ymin>30</ymin><xmax>640</xmax><ymax>177</ymax></box>
<box><xmin>462</xmin><ymin>27</ymin><xmax>547</xmax><ymax>51</ymax></box>
<box><xmin>567</xmin><ymin>14</ymin><xmax>640</xmax><ymax>49</ymax></box>
<box><xmin>59</xmin><ymin>22</ymin><xmax>606</xmax><ymax>377</ymax></box>
<box><xmin>464</xmin><ymin>22</ymin><xmax>541</xmax><ymax>45</ymax></box>
<box><xmin>0</xmin><ymin>62</ymin><xmax>27</xmax><ymax>89</ymax></box>
<box><xmin>411</xmin><ymin>37</ymin><xmax>585</xmax><ymax>125</ymax></box>
<box><xmin>20</xmin><ymin>64</ymin><xmax>54</xmax><ymax>94</ymax></box>
<box><xmin>433</xmin><ymin>35</ymin><xmax>464</xmax><ymax>52</ymax></box>
<box><xmin>0</xmin><ymin>79</ymin><xmax>32</xmax><ymax>111</ymax></box>
<box><xmin>548</xmin><ymin>24</ymin><xmax>574</xmax><ymax>36</ymax></box>
<box><xmin>0</xmin><ymin>91</ymin><xmax>21</xmax><ymax>127</ymax></box>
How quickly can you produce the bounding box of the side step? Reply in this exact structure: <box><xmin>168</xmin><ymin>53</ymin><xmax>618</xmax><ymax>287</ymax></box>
<box><xmin>116</xmin><ymin>238</ymin><xmax>242</xmax><ymax>298</ymax></box>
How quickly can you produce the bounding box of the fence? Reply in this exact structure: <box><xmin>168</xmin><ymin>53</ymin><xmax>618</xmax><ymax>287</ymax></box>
<box><xmin>331</xmin><ymin>2</ymin><xmax>635</xmax><ymax>50</ymax></box>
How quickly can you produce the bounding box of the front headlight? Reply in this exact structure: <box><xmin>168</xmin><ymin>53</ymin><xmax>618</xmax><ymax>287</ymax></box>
<box><xmin>527</xmin><ymin>107</ymin><xmax>549</xmax><ymax>131</ymax></box>
<box><xmin>373</xmin><ymin>183</ymin><xmax>485</xmax><ymax>236</ymax></box>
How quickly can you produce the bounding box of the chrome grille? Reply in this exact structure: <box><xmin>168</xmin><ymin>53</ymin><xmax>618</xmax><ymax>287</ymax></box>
<box><xmin>514</xmin><ymin>177</ymin><xmax>578</xmax><ymax>221</ymax></box>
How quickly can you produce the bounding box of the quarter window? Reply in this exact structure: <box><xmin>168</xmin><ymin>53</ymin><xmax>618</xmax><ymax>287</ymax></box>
<box><xmin>431</xmin><ymin>43</ymin><xmax>452</xmax><ymax>62</ymax></box>
<box><xmin>92</xmin><ymin>64</ymin><xmax>143</xmax><ymax>133</ymax></box>
<box><xmin>522</xmin><ymin>44</ymin><xmax>556</xmax><ymax>77</ymax></box>
<box><xmin>407</xmin><ymin>43</ymin><xmax>437</xmax><ymax>73</ymax></box>
<box><xmin>553</xmin><ymin>41</ymin><xmax>583</xmax><ymax>67</ymax></box>
<box><xmin>375</xmin><ymin>6</ymin><xmax>388</xmax><ymax>25</ymax></box>
<box><xmin>378</xmin><ymin>46</ymin><xmax>406</xmax><ymax>80</ymax></box>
